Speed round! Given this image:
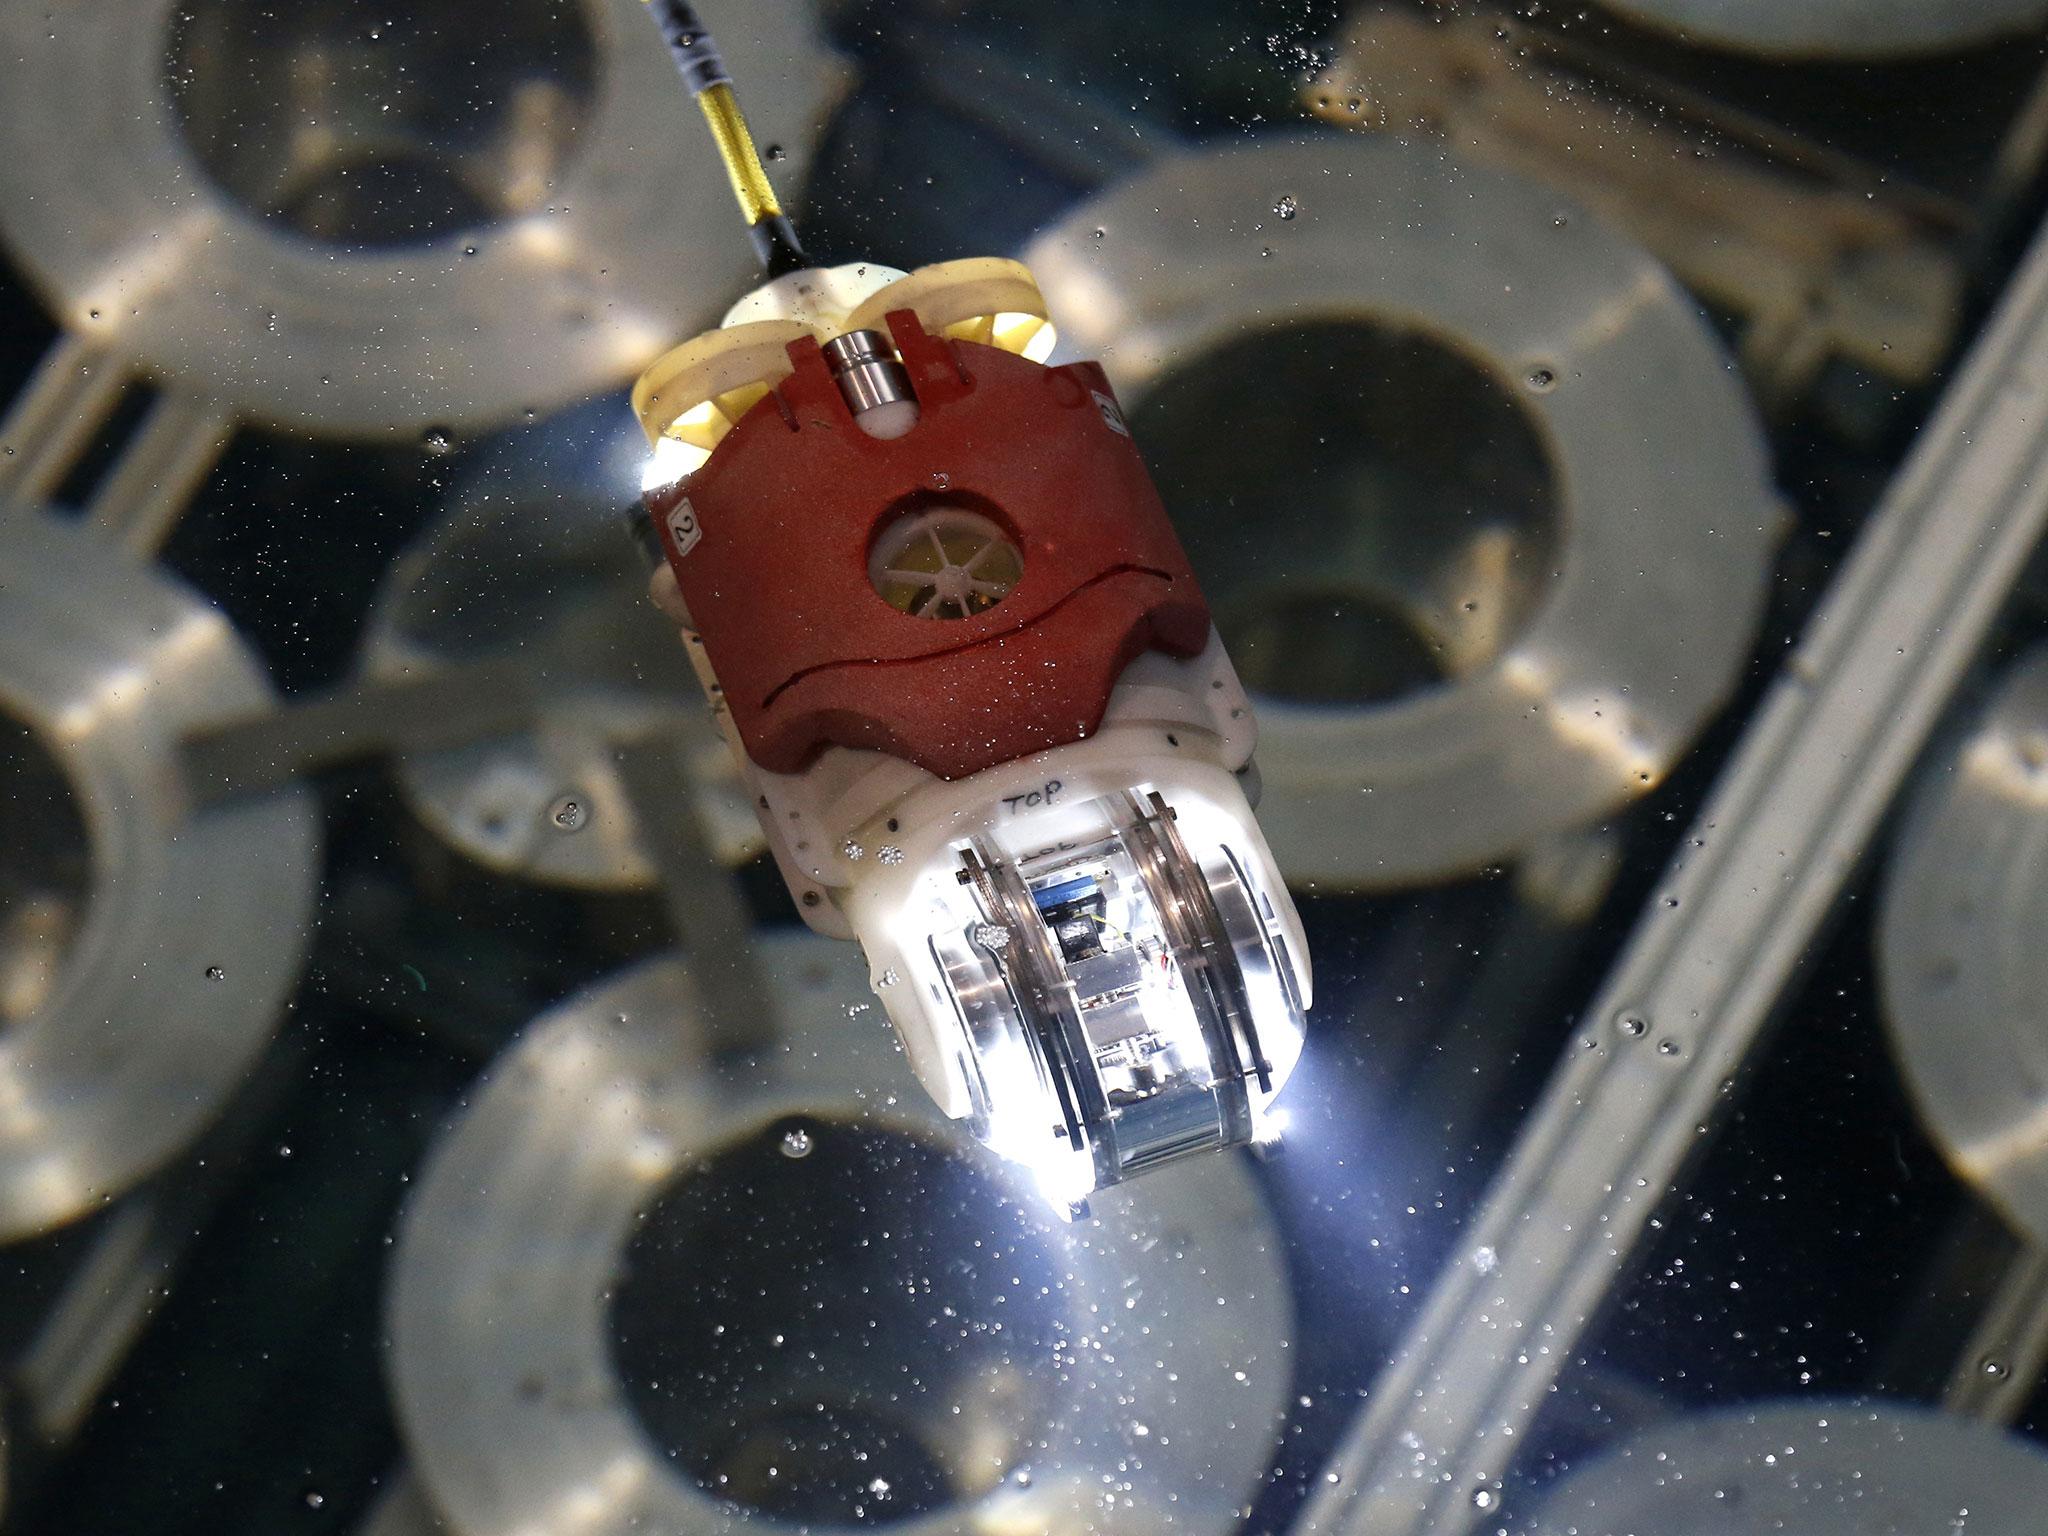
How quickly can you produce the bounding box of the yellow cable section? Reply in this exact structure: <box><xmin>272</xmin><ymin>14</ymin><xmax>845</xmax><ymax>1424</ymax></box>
<box><xmin>696</xmin><ymin>82</ymin><xmax>783</xmax><ymax>226</ymax></box>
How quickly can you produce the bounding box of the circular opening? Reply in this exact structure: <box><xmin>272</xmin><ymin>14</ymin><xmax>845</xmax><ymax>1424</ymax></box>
<box><xmin>1132</xmin><ymin>318</ymin><xmax>1563</xmax><ymax>707</ymax></box>
<box><xmin>611</xmin><ymin>1119</ymin><xmax>1065</xmax><ymax>1525</ymax></box>
<box><xmin>163</xmin><ymin>0</ymin><xmax>600</xmax><ymax>249</ymax></box>
<box><xmin>0</xmin><ymin>717</ymin><xmax>91</xmax><ymax>1026</ymax></box>
<box><xmin>869</xmin><ymin>505</ymin><xmax>1023</xmax><ymax>621</ymax></box>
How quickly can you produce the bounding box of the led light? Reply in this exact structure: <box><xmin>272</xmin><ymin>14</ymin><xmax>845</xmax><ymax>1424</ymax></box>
<box><xmin>639</xmin><ymin>433</ymin><xmax>709</xmax><ymax>494</ymax></box>
<box><xmin>1021</xmin><ymin>321</ymin><xmax>1059</xmax><ymax>364</ymax></box>
<box><xmin>990</xmin><ymin>310</ymin><xmax>1059</xmax><ymax>363</ymax></box>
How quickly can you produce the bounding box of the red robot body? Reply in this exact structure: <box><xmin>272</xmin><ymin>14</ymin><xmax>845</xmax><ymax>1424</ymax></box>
<box><xmin>643</xmin><ymin>308</ymin><xmax>1211</xmax><ymax>781</ymax></box>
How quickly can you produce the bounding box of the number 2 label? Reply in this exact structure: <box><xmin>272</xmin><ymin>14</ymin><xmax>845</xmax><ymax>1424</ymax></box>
<box><xmin>666</xmin><ymin>498</ymin><xmax>702</xmax><ymax>557</ymax></box>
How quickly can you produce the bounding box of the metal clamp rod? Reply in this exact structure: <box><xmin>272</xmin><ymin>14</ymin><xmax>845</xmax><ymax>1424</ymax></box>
<box><xmin>1943</xmin><ymin>1244</ymin><xmax>2048</xmax><ymax>1422</ymax></box>
<box><xmin>185</xmin><ymin>664</ymin><xmax>773</xmax><ymax>1052</ymax></box>
<box><xmin>1306</xmin><ymin>9</ymin><xmax>1963</xmax><ymax>398</ymax></box>
<box><xmin>0</xmin><ymin>337</ymin><xmax>127</xmax><ymax>501</ymax></box>
<box><xmin>179</xmin><ymin>659</ymin><xmax>553</xmax><ymax>806</ymax></box>
<box><xmin>83</xmin><ymin>390</ymin><xmax>234</xmax><ymax>556</ymax></box>
<box><xmin>0</xmin><ymin>336</ymin><xmax>231</xmax><ymax>551</ymax></box>
<box><xmin>614</xmin><ymin>730</ymin><xmax>776</xmax><ymax>1058</ymax></box>
<box><xmin>1301</xmin><ymin>203</ymin><xmax>2048</xmax><ymax>1536</ymax></box>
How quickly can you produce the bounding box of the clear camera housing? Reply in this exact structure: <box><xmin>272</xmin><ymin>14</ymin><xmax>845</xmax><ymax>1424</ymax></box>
<box><xmin>919</xmin><ymin>785</ymin><xmax>1307</xmax><ymax>1207</ymax></box>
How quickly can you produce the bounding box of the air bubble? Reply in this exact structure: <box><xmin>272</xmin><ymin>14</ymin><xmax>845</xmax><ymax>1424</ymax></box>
<box><xmin>780</xmin><ymin>1127</ymin><xmax>815</xmax><ymax>1159</ymax></box>
<box><xmin>549</xmin><ymin>795</ymin><xmax>587</xmax><ymax>831</ymax></box>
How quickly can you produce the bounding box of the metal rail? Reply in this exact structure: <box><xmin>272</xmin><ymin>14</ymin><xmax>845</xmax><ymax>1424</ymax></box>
<box><xmin>1301</xmin><ymin>204</ymin><xmax>2048</xmax><ymax>1535</ymax></box>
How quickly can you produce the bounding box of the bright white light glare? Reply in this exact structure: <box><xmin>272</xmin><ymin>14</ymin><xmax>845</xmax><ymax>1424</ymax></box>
<box><xmin>1023</xmin><ymin>319</ymin><xmax>1059</xmax><ymax>364</ymax></box>
<box><xmin>1252</xmin><ymin>1105</ymin><xmax>1290</xmax><ymax>1148</ymax></box>
<box><xmin>1023</xmin><ymin>1138</ymin><xmax>1098</xmax><ymax>1215</ymax></box>
<box><xmin>640</xmin><ymin>434</ymin><xmax>710</xmax><ymax>493</ymax></box>
<box><xmin>983</xmin><ymin>1093</ymin><xmax>1097</xmax><ymax>1213</ymax></box>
